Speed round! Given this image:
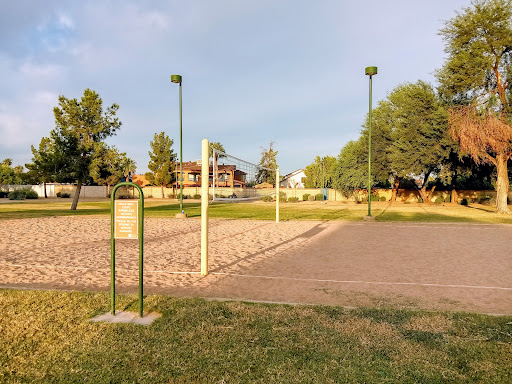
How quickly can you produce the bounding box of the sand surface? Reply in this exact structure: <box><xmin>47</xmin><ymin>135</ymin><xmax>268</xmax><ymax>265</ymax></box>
<box><xmin>1</xmin><ymin>217</ymin><xmax>511</xmax><ymax>315</ymax></box>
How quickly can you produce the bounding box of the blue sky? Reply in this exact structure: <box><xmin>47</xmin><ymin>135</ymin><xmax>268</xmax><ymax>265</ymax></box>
<box><xmin>0</xmin><ymin>0</ymin><xmax>472</xmax><ymax>175</ymax></box>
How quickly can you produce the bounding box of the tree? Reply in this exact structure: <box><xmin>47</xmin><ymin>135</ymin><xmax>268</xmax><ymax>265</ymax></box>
<box><xmin>304</xmin><ymin>156</ymin><xmax>337</xmax><ymax>188</ymax></box>
<box><xmin>89</xmin><ymin>144</ymin><xmax>136</xmax><ymax>195</ymax></box>
<box><xmin>387</xmin><ymin>81</ymin><xmax>452</xmax><ymax>203</ymax></box>
<box><xmin>437</xmin><ymin>0</ymin><xmax>512</xmax><ymax>213</ymax></box>
<box><xmin>359</xmin><ymin>100</ymin><xmax>398</xmax><ymax>200</ymax></box>
<box><xmin>332</xmin><ymin>82</ymin><xmax>451</xmax><ymax>203</ymax></box>
<box><xmin>255</xmin><ymin>141</ymin><xmax>278</xmax><ymax>185</ymax></box>
<box><xmin>208</xmin><ymin>141</ymin><xmax>226</xmax><ymax>187</ymax></box>
<box><xmin>51</xmin><ymin>89</ymin><xmax>121</xmax><ymax>210</ymax></box>
<box><xmin>122</xmin><ymin>158</ymin><xmax>137</xmax><ymax>181</ymax></box>
<box><xmin>208</xmin><ymin>142</ymin><xmax>226</xmax><ymax>158</ymax></box>
<box><xmin>26</xmin><ymin>137</ymin><xmax>61</xmax><ymax>198</ymax></box>
<box><xmin>145</xmin><ymin>132</ymin><xmax>176</xmax><ymax>198</ymax></box>
<box><xmin>0</xmin><ymin>159</ymin><xmax>15</xmax><ymax>189</ymax></box>
<box><xmin>331</xmin><ymin>140</ymin><xmax>368</xmax><ymax>197</ymax></box>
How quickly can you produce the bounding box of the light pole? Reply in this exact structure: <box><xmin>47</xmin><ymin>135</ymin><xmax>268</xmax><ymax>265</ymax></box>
<box><xmin>171</xmin><ymin>74</ymin><xmax>185</xmax><ymax>217</ymax></box>
<box><xmin>365</xmin><ymin>66</ymin><xmax>377</xmax><ymax>217</ymax></box>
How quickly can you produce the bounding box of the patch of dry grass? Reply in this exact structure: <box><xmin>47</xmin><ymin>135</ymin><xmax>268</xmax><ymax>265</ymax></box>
<box><xmin>1</xmin><ymin>290</ymin><xmax>511</xmax><ymax>383</ymax></box>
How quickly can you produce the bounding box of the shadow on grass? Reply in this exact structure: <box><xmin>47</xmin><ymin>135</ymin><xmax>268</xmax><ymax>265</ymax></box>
<box><xmin>0</xmin><ymin>208</ymin><xmax>109</xmax><ymax>220</ymax></box>
<box><xmin>376</xmin><ymin>210</ymin><xmax>481</xmax><ymax>223</ymax></box>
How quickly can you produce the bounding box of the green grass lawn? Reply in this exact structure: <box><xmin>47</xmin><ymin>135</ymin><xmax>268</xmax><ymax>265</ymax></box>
<box><xmin>1</xmin><ymin>289</ymin><xmax>511</xmax><ymax>383</ymax></box>
<box><xmin>2</xmin><ymin>198</ymin><xmax>512</xmax><ymax>224</ymax></box>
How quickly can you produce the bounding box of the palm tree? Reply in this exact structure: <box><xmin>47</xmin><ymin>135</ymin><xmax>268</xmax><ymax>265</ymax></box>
<box><xmin>209</xmin><ymin>142</ymin><xmax>226</xmax><ymax>187</ymax></box>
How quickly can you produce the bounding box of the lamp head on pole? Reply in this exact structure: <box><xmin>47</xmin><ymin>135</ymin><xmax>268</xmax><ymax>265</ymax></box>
<box><xmin>365</xmin><ymin>66</ymin><xmax>378</xmax><ymax>76</ymax></box>
<box><xmin>171</xmin><ymin>74</ymin><xmax>182</xmax><ymax>84</ymax></box>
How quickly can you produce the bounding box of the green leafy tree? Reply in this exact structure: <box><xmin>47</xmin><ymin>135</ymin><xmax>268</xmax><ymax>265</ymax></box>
<box><xmin>0</xmin><ymin>159</ymin><xmax>16</xmax><ymax>189</ymax></box>
<box><xmin>122</xmin><ymin>158</ymin><xmax>137</xmax><ymax>180</ymax></box>
<box><xmin>387</xmin><ymin>81</ymin><xmax>452</xmax><ymax>203</ymax></box>
<box><xmin>145</xmin><ymin>132</ymin><xmax>176</xmax><ymax>198</ymax></box>
<box><xmin>331</xmin><ymin>140</ymin><xmax>368</xmax><ymax>198</ymax></box>
<box><xmin>255</xmin><ymin>141</ymin><xmax>278</xmax><ymax>185</ymax></box>
<box><xmin>437</xmin><ymin>0</ymin><xmax>512</xmax><ymax>213</ymax></box>
<box><xmin>26</xmin><ymin>137</ymin><xmax>61</xmax><ymax>198</ymax></box>
<box><xmin>304</xmin><ymin>156</ymin><xmax>336</xmax><ymax>188</ymax></box>
<box><xmin>89</xmin><ymin>144</ymin><xmax>136</xmax><ymax>195</ymax></box>
<box><xmin>51</xmin><ymin>89</ymin><xmax>121</xmax><ymax>210</ymax></box>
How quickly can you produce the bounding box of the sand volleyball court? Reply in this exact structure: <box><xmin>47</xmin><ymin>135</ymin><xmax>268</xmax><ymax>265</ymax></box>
<box><xmin>1</xmin><ymin>216</ymin><xmax>511</xmax><ymax>315</ymax></box>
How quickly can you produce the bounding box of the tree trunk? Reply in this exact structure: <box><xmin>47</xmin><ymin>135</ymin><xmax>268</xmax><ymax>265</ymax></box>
<box><xmin>451</xmin><ymin>188</ymin><xmax>458</xmax><ymax>205</ymax></box>
<box><xmin>70</xmin><ymin>180</ymin><xmax>82</xmax><ymax>210</ymax></box>
<box><xmin>495</xmin><ymin>153</ymin><xmax>510</xmax><ymax>214</ymax></box>
<box><xmin>390</xmin><ymin>177</ymin><xmax>400</xmax><ymax>202</ymax></box>
<box><xmin>427</xmin><ymin>185</ymin><xmax>437</xmax><ymax>201</ymax></box>
<box><xmin>161</xmin><ymin>184</ymin><xmax>165</xmax><ymax>199</ymax></box>
<box><xmin>107</xmin><ymin>184</ymin><xmax>111</xmax><ymax>197</ymax></box>
<box><xmin>44</xmin><ymin>182</ymin><xmax>47</xmax><ymax>198</ymax></box>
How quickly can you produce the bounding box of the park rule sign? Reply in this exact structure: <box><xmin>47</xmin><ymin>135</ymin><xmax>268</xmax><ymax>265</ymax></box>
<box><xmin>114</xmin><ymin>200</ymin><xmax>139</xmax><ymax>239</ymax></box>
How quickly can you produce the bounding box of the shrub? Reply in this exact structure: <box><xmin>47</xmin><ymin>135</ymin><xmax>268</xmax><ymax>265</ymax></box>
<box><xmin>302</xmin><ymin>193</ymin><xmax>310</xmax><ymax>201</ymax></box>
<box><xmin>379</xmin><ymin>196</ymin><xmax>386</xmax><ymax>202</ymax></box>
<box><xmin>0</xmin><ymin>191</ymin><xmax>9</xmax><ymax>198</ymax></box>
<box><xmin>434</xmin><ymin>197</ymin><xmax>444</xmax><ymax>204</ymax></box>
<box><xmin>167</xmin><ymin>193</ymin><xmax>175</xmax><ymax>199</ymax></box>
<box><xmin>315</xmin><ymin>193</ymin><xmax>324</xmax><ymax>201</ymax></box>
<box><xmin>370</xmin><ymin>195</ymin><xmax>379</xmax><ymax>202</ymax></box>
<box><xmin>477</xmin><ymin>195</ymin><xmax>492</xmax><ymax>204</ymax></box>
<box><xmin>288</xmin><ymin>196</ymin><xmax>299</xmax><ymax>203</ymax></box>
<box><xmin>418</xmin><ymin>197</ymin><xmax>424</xmax><ymax>203</ymax></box>
<box><xmin>444</xmin><ymin>196</ymin><xmax>451</xmax><ymax>203</ymax></box>
<box><xmin>56</xmin><ymin>192</ymin><xmax>62</xmax><ymax>197</ymax></box>
<box><xmin>60</xmin><ymin>193</ymin><xmax>71</xmax><ymax>198</ymax></box>
<box><xmin>460</xmin><ymin>198</ymin><xmax>468</xmax><ymax>206</ymax></box>
<box><xmin>25</xmin><ymin>190</ymin><xmax>38</xmax><ymax>199</ymax></box>
<box><xmin>308</xmin><ymin>195</ymin><xmax>316</xmax><ymax>201</ymax></box>
<box><xmin>8</xmin><ymin>190</ymin><xmax>26</xmax><ymax>200</ymax></box>
<box><xmin>262</xmin><ymin>195</ymin><xmax>273</xmax><ymax>202</ymax></box>
<box><xmin>279</xmin><ymin>192</ymin><xmax>287</xmax><ymax>203</ymax></box>
<box><xmin>147</xmin><ymin>194</ymin><xmax>154</xmax><ymax>199</ymax></box>
<box><xmin>193</xmin><ymin>194</ymin><xmax>201</xmax><ymax>199</ymax></box>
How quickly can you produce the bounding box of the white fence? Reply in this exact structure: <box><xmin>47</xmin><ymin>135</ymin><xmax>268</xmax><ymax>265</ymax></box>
<box><xmin>1</xmin><ymin>184</ymin><xmax>108</xmax><ymax>198</ymax></box>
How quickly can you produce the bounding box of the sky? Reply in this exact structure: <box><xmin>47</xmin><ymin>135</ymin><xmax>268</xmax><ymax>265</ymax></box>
<box><xmin>0</xmin><ymin>0</ymin><xmax>473</xmax><ymax>176</ymax></box>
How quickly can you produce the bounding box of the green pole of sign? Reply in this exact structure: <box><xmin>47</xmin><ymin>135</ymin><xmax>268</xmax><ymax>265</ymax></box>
<box><xmin>111</xmin><ymin>182</ymin><xmax>144</xmax><ymax>318</ymax></box>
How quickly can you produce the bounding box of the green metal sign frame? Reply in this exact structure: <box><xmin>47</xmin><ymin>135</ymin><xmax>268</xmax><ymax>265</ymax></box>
<box><xmin>111</xmin><ymin>182</ymin><xmax>144</xmax><ymax>317</ymax></box>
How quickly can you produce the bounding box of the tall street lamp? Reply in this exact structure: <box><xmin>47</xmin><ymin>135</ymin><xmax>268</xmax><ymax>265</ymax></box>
<box><xmin>365</xmin><ymin>66</ymin><xmax>377</xmax><ymax>218</ymax></box>
<box><xmin>171</xmin><ymin>74</ymin><xmax>185</xmax><ymax>217</ymax></box>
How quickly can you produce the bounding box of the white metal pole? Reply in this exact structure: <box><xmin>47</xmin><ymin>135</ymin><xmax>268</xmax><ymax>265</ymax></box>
<box><xmin>212</xmin><ymin>149</ymin><xmax>216</xmax><ymax>201</ymax></box>
<box><xmin>201</xmin><ymin>139</ymin><xmax>209</xmax><ymax>275</ymax></box>
<box><xmin>276</xmin><ymin>168</ymin><xmax>280</xmax><ymax>223</ymax></box>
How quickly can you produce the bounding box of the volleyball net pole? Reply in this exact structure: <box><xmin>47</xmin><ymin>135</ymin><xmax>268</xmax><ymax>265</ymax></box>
<box><xmin>201</xmin><ymin>139</ymin><xmax>209</xmax><ymax>276</ymax></box>
<box><xmin>201</xmin><ymin>138</ymin><xmax>280</xmax><ymax>275</ymax></box>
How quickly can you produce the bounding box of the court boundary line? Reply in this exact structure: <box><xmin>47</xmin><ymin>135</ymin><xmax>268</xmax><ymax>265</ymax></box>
<box><xmin>210</xmin><ymin>272</ymin><xmax>512</xmax><ymax>291</ymax></box>
<box><xmin>3</xmin><ymin>262</ymin><xmax>511</xmax><ymax>291</ymax></box>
